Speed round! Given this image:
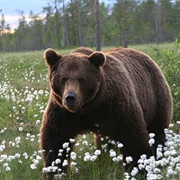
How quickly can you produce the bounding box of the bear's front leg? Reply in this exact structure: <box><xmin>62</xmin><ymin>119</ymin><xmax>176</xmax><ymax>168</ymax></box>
<box><xmin>112</xmin><ymin>100</ymin><xmax>152</xmax><ymax>171</ymax></box>
<box><xmin>121</xmin><ymin>128</ymin><xmax>151</xmax><ymax>172</ymax></box>
<box><xmin>40</xmin><ymin>124</ymin><xmax>75</xmax><ymax>180</ymax></box>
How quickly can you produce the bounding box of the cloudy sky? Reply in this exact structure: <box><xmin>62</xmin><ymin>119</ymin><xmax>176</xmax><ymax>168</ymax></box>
<box><xmin>0</xmin><ymin>0</ymin><xmax>48</xmax><ymax>29</ymax></box>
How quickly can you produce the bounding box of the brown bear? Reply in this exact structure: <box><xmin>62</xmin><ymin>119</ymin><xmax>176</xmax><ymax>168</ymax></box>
<box><xmin>40</xmin><ymin>47</ymin><xmax>172</xmax><ymax>179</ymax></box>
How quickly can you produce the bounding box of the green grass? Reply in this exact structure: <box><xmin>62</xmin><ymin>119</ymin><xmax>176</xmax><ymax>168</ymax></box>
<box><xmin>0</xmin><ymin>42</ymin><xmax>179</xmax><ymax>179</ymax></box>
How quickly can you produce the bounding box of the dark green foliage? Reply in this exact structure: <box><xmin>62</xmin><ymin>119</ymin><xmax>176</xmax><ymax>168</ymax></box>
<box><xmin>152</xmin><ymin>38</ymin><xmax>180</xmax><ymax>122</ymax></box>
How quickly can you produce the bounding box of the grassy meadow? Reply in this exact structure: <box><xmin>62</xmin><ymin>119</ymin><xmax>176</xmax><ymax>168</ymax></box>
<box><xmin>0</xmin><ymin>42</ymin><xmax>179</xmax><ymax>180</ymax></box>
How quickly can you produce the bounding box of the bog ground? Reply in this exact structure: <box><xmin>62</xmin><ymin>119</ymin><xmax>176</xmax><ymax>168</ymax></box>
<box><xmin>0</xmin><ymin>43</ymin><xmax>179</xmax><ymax>179</ymax></box>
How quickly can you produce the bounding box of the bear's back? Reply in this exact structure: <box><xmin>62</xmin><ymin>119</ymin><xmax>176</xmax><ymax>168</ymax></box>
<box><xmin>103</xmin><ymin>48</ymin><xmax>172</xmax><ymax>126</ymax></box>
<box><xmin>71</xmin><ymin>47</ymin><xmax>94</xmax><ymax>55</ymax></box>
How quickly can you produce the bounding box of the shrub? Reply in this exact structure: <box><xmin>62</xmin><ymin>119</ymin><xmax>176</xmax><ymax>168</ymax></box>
<box><xmin>152</xmin><ymin>39</ymin><xmax>180</xmax><ymax>123</ymax></box>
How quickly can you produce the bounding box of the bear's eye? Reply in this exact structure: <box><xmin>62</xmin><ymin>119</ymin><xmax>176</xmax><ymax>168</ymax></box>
<box><xmin>61</xmin><ymin>77</ymin><xmax>68</xmax><ymax>83</ymax></box>
<box><xmin>78</xmin><ymin>78</ymin><xmax>85</xmax><ymax>84</ymax></box>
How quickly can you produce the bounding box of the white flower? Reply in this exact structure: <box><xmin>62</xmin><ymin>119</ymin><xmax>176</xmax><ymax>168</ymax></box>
<box><xmin>164</xmin><ymin>150</ymin><xmax>170</xmax><ymax>157</ymax></box>
<box><xmin>62</xmin><ymin>159</ymin><xmax>68</xmax><ymax>167</ymax></box>
<box><xmin>0</xmin><ymin>129</ymin><xmax>5</xmax><ymax>133</ymax></box>
<box><xmin>145</xmin><ymin>165</ymin><xmax>153</xmax><ymax>172</ymax></box>
<box><xmin>36</xmin><ymin>155</ymin><xmax>42</xmax><ymax>160</ymax></box>
<box><xmin>149</xmin><ymin>133</ymin><xmax>155</xmax><ymax>138</ymax></box>
<box><xmin>170</xmin><ymin>149</ymin><xmax>177</xmax><ymax>156</ymax></box>
<box><xmin>36</xmin><ymin>120</ymin><xmax>40</xmax><ymax>124</ymax></box>
<box><xmin>164</xmin><ymin>128</ymin><xmax>169</xmax><ymax>134</ymax></box>
<box><xmin>55</xmin><ymin>158</ymin><xmax>61</xmax><ymax>164</ymax></box>
<box><xmin>69</xmin><ymin>138</ymin><xmax>75</xmax><ymax>143</ymax></box>
<box><xmin>3</xmin><ymin>163</ymin><xmax>9</xmax><ymax>167</ymax></box>
<box><xmin>71</xmin><ymin>162</ymin><xmax>77</xmax><ymax>167</ymax></box>
<box><xmin>18</xmin><ymin>127</ymin><xmax>23</xmax><ymax>132</ymax></box>
<box><xmin>47</xmin><ymin>166</ymin><xmax>53</xmax><ymax>172</ymax></box>
<box><xmin>147</xmin><ymin>173</ymin><xmax>157</xmax><ymax>180</ymax></box>
<box><xmin>153</xmin><ymin>168</ymin><xmax>161</xmax><ymax>174</ymax></box>
<box><xmin>84</xmin><ymin>152</ymin><xmax>91</xmax><ymax>162</ymax></box>
<box><xmin>140</xmin><ymin>154</ymin><xmax>147</xmax><ymax>160</ymax></box>
<box><xmin>110</xmin><ymin>140</ymin><xmax>116</xmax><ymax>145</ymax></box>
<box><xmin>148</xmin><ymin>138</ymin><xmax>155</xmax><ymax>146</ymax></box>
<box><xmin>75</xmin><ymin>142</ymin><xmax>80</xmax><ymax>146</ymax></box>
<box><xmin>94</xmin><ymin>150</ymin><xmax>101</xmax><ymax>156</ymax></box>
<box><xmin>0</xmin><ymin>144</ymin><xmax>6</xmax><ymax>152</ymax></box>
<box><xmin>84</xmin><ymin>155</ymin><xmax>90</xmax><ymax>161</ymax></box>
<box><xmin>156</xmin><ymin>145</ymin><xmax>163</xmax><ymax>159</ymax></box>
<box><xmin>7</xmin><ymin>155</ymin><xmax>15</xmax><ymax>161</ymax></box>
<box><xmin>124</xmin><ymin>172</ymin><xmax>130</xmax><ymax>180</ymax></box>
<box><xmin>42</xmin><ymin>167</ymin><xmax>48</xmax><ymax>173</ymax></box>
<box><xmin>51</xmin><ymin>161</ymin><xmax>55</xmax><ymax>167</ymax></box>
<box><xmin>131</xmin><ymin>167</ymin><xmax>139</xmax><ymax>176</ymax></box>
<box><xmin>59</xmin><ymin>149</ymin><xmax>63</xmax><ymax>153</ymax></box>
<box><xmin>30</xmin><ymin>164</ymin><xmax>37</xmax><ymax>169</ymax></box>
<box><xmin>138</xmin><ymin>164</ymin><xmax>145</xmax><ymax>170</ymax></box>
<box><xmin>33</xmin><ymin>159</ymin><xmax>39</xmax><ymax>165</ymax></box>
<box><xmin>26</xmin><ymin>133</ymin><xmax>31</xmax><ymax>137</ymax></box>
<box><xmin>167</xmin><ymin>167</ymin><xmax>174</xmax><ymax>176</ymax></box>
<box><xmin>159</xmin><ymin>158</ymin><xmax>169</xmax><ymax>166</ymax></box>
<box><xmin>109</xmin><ymin>149</ymin><xmax>116</xmax><ymax>157</ymax></box>
<box><xmin>66</xmin><ymin>147</ymin><xmax>70</xmax><ymax>153</ymax></box>
<box><xmin>117</xmin><ymin>143</ymin><xmax>123</xmax><ymax>148</ymax></box>
<box><xmin>125</xmin><ymin>156</ymin><xmax>133</xmax><ymax>164</ymax></box>
<box><xmin>52</xmin><ymin>166</ymin><xmax>58</xmax><ymax>172</ymax></box>
<box><xmin>1</xmin><ymin>154</ymin><xmax>7</xmax><ymax>161</ymax></box>
<box><xmin>82</xmin><ymin>140</ymin><xmax>88</xmax><ymax>145</ymax></box>
<box><xmin>82</xmin><ymin>134</ymin><xmax>86</xmax><ymax>139</ymax></box>
<box><xmin>165</xmin><ymin>140</ymin><xmax>174</xmax><ymax>147</ymax></box>
<box><xmin>62</xmin><ymin>142</ymin><xmax>69</xmax><ymax>149</ymax></box>
<box><xmin>117</xmin><ymin>155</ymin><xmax>123</xmax><ymax>162</ymax></box>
<box><xmin>23</xmin><ymin>152</ymin><xmax>28</xmax><ymax>159</ymax></box>
<box><xmin>90</xmin><ymin>155</ymin><xmax>97</xmax><ymax>161</ymax></box>
<box><xmin>15</xmin><ymin>153</ymin><xmax>20</xmax><ymax>158</ymax></box>
<box><xmin>6</xmin><ymin>167</ymin><xmax>11</xmax><ymax>171</ymax></box>
<box><xmin>70</xmin><ymin>152</ymin><xmax>77</xmax><ymax>160</ymax></box>
<box><xmin>112</xmin><ymin>157</ymin><xmax>117</xmax><ymax>162</ymax></box>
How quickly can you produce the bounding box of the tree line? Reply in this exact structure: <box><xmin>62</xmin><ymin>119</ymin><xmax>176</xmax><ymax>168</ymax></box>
<box><xmin>0</xmin><ymin>0</ymin><xmax>180</xmax><ymax>52</ymax></box>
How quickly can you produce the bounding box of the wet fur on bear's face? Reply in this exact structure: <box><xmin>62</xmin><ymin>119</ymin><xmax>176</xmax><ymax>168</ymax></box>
<box><xmin>44</xmin><ymin>48</ymin><xmax>106</xmax><ymax>113</ymax></box>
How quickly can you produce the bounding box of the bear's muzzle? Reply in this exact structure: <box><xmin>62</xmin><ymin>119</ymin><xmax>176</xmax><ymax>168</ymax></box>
<box><xmin>63</xmin><ymin>92</ymin><xmax>80</xmax><ymax>112</ymax></box>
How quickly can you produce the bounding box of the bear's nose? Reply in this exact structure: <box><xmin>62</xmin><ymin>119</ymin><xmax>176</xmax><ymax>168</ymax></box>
<box><xmin>65</xmin><ymin>93</ymin><xmax>77</xmax><ymax>105</ymax></box>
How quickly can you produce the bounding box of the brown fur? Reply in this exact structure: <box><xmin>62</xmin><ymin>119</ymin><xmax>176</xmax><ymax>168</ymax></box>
<box><xmin>40</xmin><ymin>47</ymin><xmax>172</xmax><ymax>179</ymax></box>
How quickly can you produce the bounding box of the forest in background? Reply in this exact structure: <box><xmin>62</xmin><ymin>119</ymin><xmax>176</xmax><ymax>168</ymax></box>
<box><xmin>0</xmin><ymin>0</ymin><xmax>180</xmax><ymax>52</ymax></box>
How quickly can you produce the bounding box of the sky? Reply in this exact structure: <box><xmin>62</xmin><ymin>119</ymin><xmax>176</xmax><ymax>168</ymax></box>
<box><xmin>0</xmin><ymin>0</ymin><xmax>49</xmax><ymax>29</ymax></box>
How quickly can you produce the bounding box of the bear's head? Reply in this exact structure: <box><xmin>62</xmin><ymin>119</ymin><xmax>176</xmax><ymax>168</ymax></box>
<box><xmin>44</xmin><ymin>48</ymin><xmax>106</xmax><ymax>113</ymax></box>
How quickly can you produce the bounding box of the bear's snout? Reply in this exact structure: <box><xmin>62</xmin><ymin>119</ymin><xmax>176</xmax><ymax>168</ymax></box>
<box><xmin>63</xmin><ymin>92</ymin><xmax>80</xmax><ymax>112</ymax></box>
<box><xmin>65</xmin><ymin>92</ymin><xmax>77</xmax><ymax>105</ymax></box>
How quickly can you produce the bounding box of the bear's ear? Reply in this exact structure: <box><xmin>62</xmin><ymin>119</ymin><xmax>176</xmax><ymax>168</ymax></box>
<box><xmin>88</xmin><ymin>52</ymin><xmax>106</xmax><ymax>68</ymax></box>
<box><xmin>44</xmin><ymin>48</ymin><xmax>62</xmax><ymax>67</ymax></box>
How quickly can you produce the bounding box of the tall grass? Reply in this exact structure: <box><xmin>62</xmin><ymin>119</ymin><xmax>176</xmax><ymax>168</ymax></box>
<box><xmin>0</xmin><ymin>43</ymin><xmax>179</xmax><ymax>179</ymax></box>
